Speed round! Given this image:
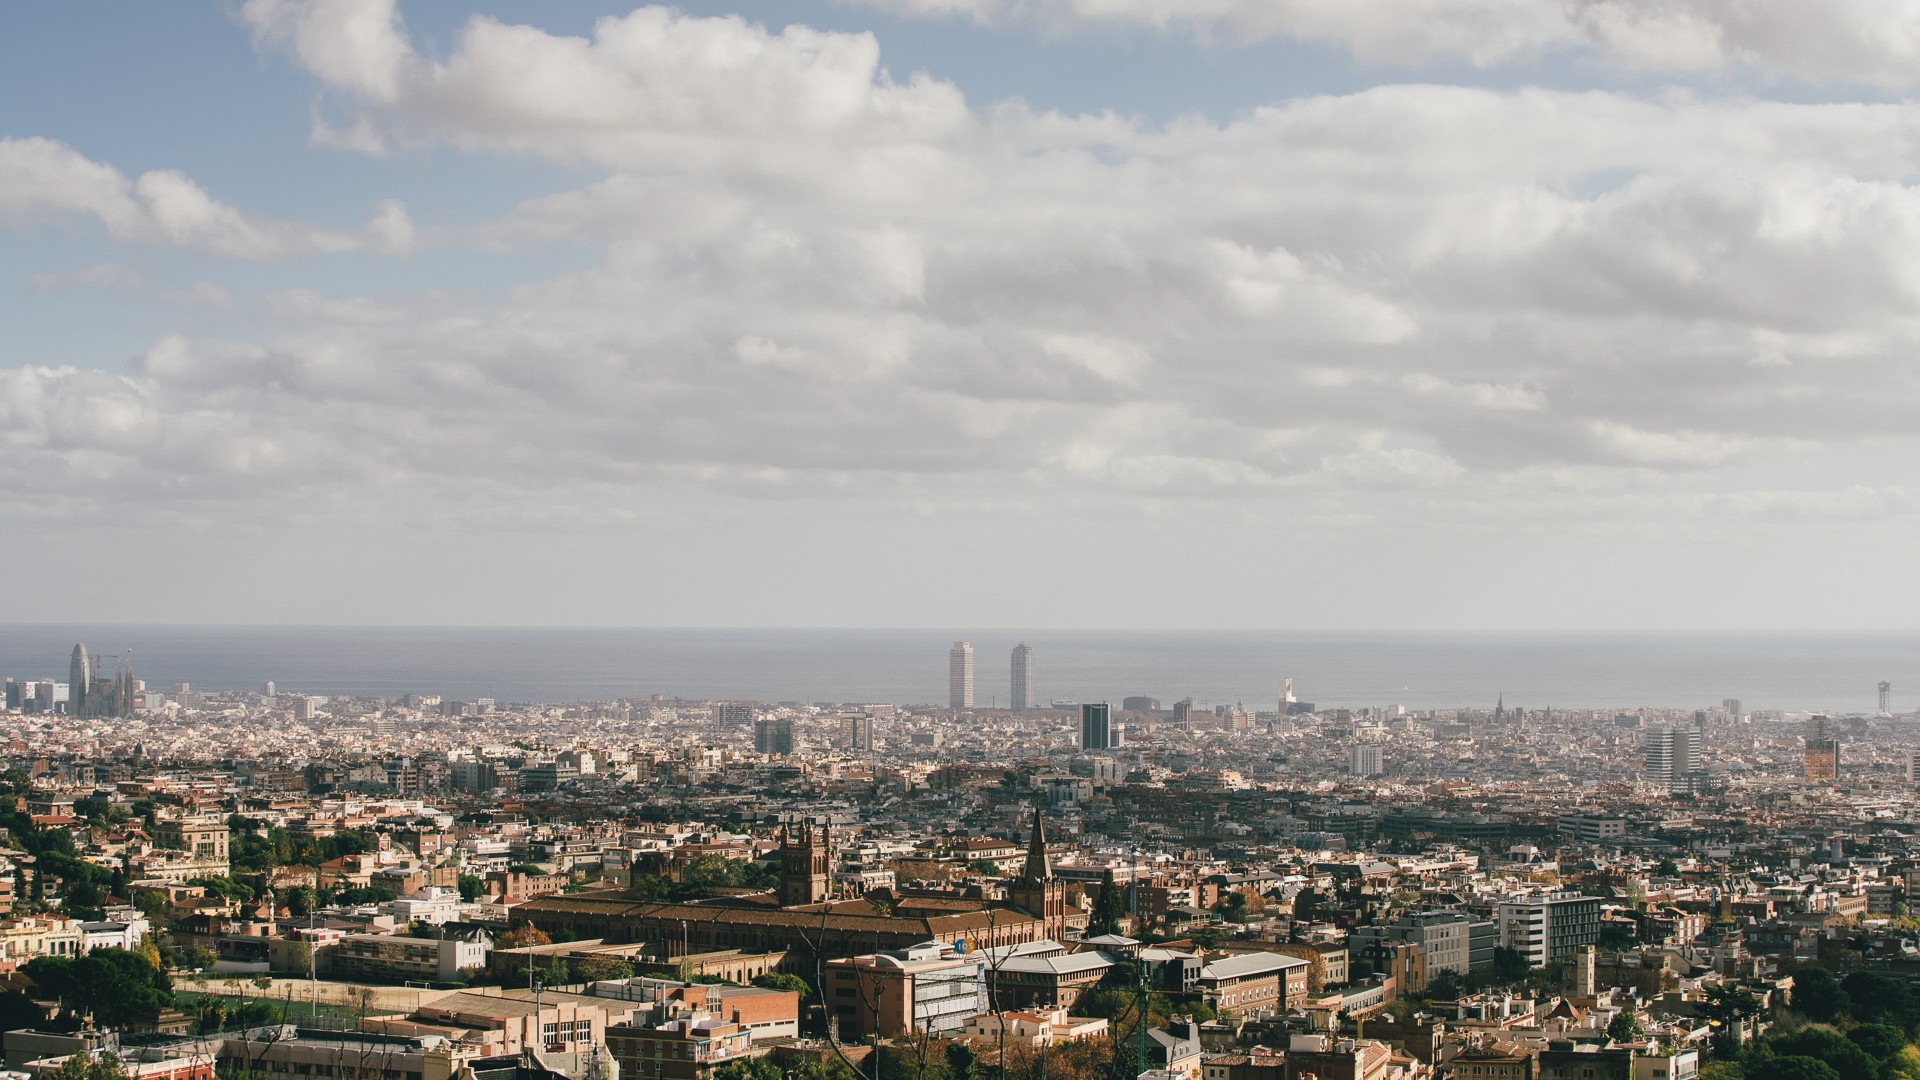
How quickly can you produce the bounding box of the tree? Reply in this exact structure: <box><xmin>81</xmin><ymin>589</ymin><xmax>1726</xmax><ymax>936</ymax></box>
<box><xmin>1490</xmin><ymin>947</ymin><xmax>1531</xmax><ymax>985</ymax></box>
<box><xmin>1598</xmin><ymin>923</ymin><xmax>1639</xmax><ymax>951</ymax></box>
<box><xmin>1699</xmin><ymin>1063</ymin><xmax>1745</xmax><ymax>1080</ymax></box>
<box><xmin>44</xmin><ymin>1053</ymin><xmax>129</xmax><ymax>1080</ymax></box>
<box><xmin>27</xmin><ymin>949</ymin><xmax>173</xmax><ymax>1030</ymax></box>
<box><xmin>1219</xmin><ymin>891</ymin><xmax>1249</xmax><ymax>923</ymax></box>
<box><xmin>1886</xmin><ymin>1046</ymin><xmax>1920</xmax><ymax>1080</ymax></box>
<box><xmin>330</xmin><ymin>885</ymin><xmax>397</xmax><ymax>906</ymax></box>
<box><xmin>629</xmin><ymin>874</ymin><xmax>671</xmax><ymax>902</ymax></box>
<box><xmin>457</xmin><ymin>875</ymin><xmax>485</xmax><ymax>902</ymax></box>
<box><xmin>0</xmin><ymin>991</ymin><xmax>49</xmax><ymax>1033</ymax></box>
<box><xmin>1842</xmin><ymin>971</ymin><xmax>1914</xmax><ymax>1026</ymax></box>
<box><xmin>680</xmin><ymin>856</ymin><xmax>737</xmax><ymax>892</ymax></box>
<box><xmin>1607</xmin><ymin>1012</ymin><xmax>1644</xmax><ymax>1042</ymax></box>
<box><xmin>944</xmin><ymin>1041</ymin><xmax>977</xmax><ymax>1080</ymax></box>
<box><xmin>1089</xmin><ymin>870</ymin><xmax>1127</xmax><ymax>936</ymax></box>
<box><xmin>1749</xmin><ymin>1058</ymin><xmax>1839</xmax><ymax>1080</ymax></box>
<box><xmin>572</xmin><ymin>957</ymin><xmax>635</xmax><ymax>983</ymax></box>
<box><xmin>497</xmin><ymin>924</ymin><xmax>551</xmax><ymax>950</ymax></box>
<box><xmin>712</xmin><ymin>1060</ymin><xmax>781</xmax><ymax>1080</ymax></box>
<box><xmin>1701</xmin><ymin>983</ymin><xmax>1763</xmax><ymax>1058</ymax></box>
<box><xmin>133</xmin><ymin>935</ymin><xmax>163</xmax><ymax>972</ymax></box>
<box><xmin>752</xmin><ymin>972</ymin><xmax>813</xmax><ymax>1001</ymax></box>
<box><xmin>1846</xmin><ymin>1022</ymin><xmax>1908</xmax><ymax>1061</ymax></box>
<box><xmin>283</xmin><ymin>887</ymin><xmax>316</xmax><ymax>918</ymax></box>
<box><xmin>1788</xmin><ymin>967</ymin><xmax>1847</xmax><ymax>1023</ymax></box>
<box><xmin>1424</xmin><ymin>969</ymin><xmax>1465</xmax><ymax>999</ymax></box>
<box><xmin>1764</xmin><ymin>1028</ymin><xmax>1875</xmax><ymax>1079</ymax></box>
<box><xmin>283</xmin><ymin>942</ymin><xmax>314</xmax><ymax>977</ymax></box>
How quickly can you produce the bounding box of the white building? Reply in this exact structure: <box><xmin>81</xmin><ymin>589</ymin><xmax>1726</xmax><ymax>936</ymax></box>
<box><xmin>383</xmin><ymin>887</ymin><xmax>466</xmax><ymax>927</ymax></box>
<box><xmin>1497</xmin><ymin>891</ymin><xmax>1602</xmax><ymax>969</ymax></box>
<box><xmin>950</xmin><ymin>642</ymin><xmax>975</xmax><ymax>709</ymax></box>
<box><xmin>1011</xmin><ymin>644</ymin><xmax>1034</xmax><ymax>711</ymax></box>
<box><xmin>1348</xmin><ymin>744</ymin><xmax>1384</xmax><ymax>778</ymax></box>
<box><xmin>1644</xmin><ymin>726</ymin><xmax>1702</xmax><ymax>793</ymax></box>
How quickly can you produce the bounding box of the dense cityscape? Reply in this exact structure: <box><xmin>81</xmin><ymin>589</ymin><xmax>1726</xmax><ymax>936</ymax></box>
<box><xmin>0</xmin><ymin>639</ymin><xmax>1907</xmax><ymax>1080</ymax></box>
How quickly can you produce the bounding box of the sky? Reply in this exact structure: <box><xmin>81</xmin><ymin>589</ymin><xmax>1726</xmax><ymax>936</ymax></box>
<box><xmin>4</xmin><ymin>1</ymin><xmax>1920</xmax><ymax>629</ymax></box>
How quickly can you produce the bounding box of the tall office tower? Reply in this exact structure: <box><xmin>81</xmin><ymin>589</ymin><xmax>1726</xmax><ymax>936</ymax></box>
<box><xmin>67</xmin><ymin>644</ymin><xmax>89</xmax><ymax>718</ymax></box>
<box><xmin>1643</xmin><ymin>726</ymin><xmax>1702</xmax><ymax>793</ymax></box>
<box><xmin>754</xmin><ymin>716</ymin><xmax>795</xmax><ymax>756</ymax></box>
<box><xmin>1722</xmin><ymin>698</ymin><xmax>1743</xmax><ymax>719</ymax></box>
<box><xmin>1881</xmin><ymin>682</ymin><xmax>1893</xmax><ymax>714</ymax></box>
<box><xmin>840</xmin><ymin>711</ymin><xmax>874</xmax><ymax>752</ymax></box>
<box><xmin>262</xmin><ymin>681</ymin><xmax>276</xmax><ymax>697</ymax></box>
<box><xmin>1807</xmin><ymin>714</ymin><xmax>1836</xmax><ymax>741</ymax></box>
<box><xmin>1908</xmin><ymin>751</ymin><xmax>1920</xmax><ymax>784</ymax></box>
<box><xmin>1349</xmin><ymin>744</ymin><xmax>1384</xmax><ymax>778</ymax></box>
<box><xmin>1172</xmin><ymin>698</ymin><xmax>1195</xmax><ymax>731</ymax></box>
<box><xmin>949</xmin><ymin>641</ymin><xmax>974</xmax><ymax>709</ymax></box>
<box><xmin>1010</xmin><ymin>643</ymin><xmax>1033</xmax><ymax>711</ymax></box>
<box><xmin>716</xmin><ymin>702</ymin><xmax>755</xmax><ymax>726</ymax></box>
<box><xmin>2</xmin><ymin>679</ymin><xmax>19</xmax><ymax>711</ymax></box>
<box><xmin>1805</xmin><ymin>738</ymin><xmax>1841</xmax><ymax>783</ymax></box>
<box><xmin>1080</xmin><ymin>702</ymin><xmax>1113</xmax><ymax>752</ymax></box>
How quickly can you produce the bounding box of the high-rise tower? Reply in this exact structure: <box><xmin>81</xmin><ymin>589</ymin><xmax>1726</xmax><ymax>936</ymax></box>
<box><xmin>949</xmin><ymin>641</ymin><xmax>974</xmax><ymax>709</ymax></box>
<box><xmin>1010</xmin><ymin>643</ymin><xmax>1033</xmax><ymax>711</ymax></box>
<box><xmin>1804</xmin><ymin>715</ymin><xmax>1840</xmax><ymax>783</ymax></box>
<box><xmin>1644</xmin><ymin>726</ymin><xmax>1702</xmax><ymax>793</ymax></box>
<box><xmin>67</xmin><ymin>644</ymin><xmax>89</xmax><ymax>718</ymax></box>
<box><xmin>1080</xmin><ymin>702</ymin><xmax>1113</xmax><ymax>752</ymax></box>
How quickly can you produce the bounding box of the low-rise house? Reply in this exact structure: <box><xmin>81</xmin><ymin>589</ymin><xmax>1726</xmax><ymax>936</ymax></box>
<box><xmin>1197</xmin><ymin>953</ymin><xmax>1311</xmax><ymax>1016</ymax></box>
<box><xmin>324</xmin><ymin>928</ymin><xmax>489</xmax><ymax>983</ymax></box>
<box><xmin>957</xmin><ymin>1006</ymin><xmax>1107</xmax><ymax>1048</ymax></box>
<box><xmin>606</xmin><ymin>1017</ymin><xmax>756</xmax><ymax>1080</ymax></box>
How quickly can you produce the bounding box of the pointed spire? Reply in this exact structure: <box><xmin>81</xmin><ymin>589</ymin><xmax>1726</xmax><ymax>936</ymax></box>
<box><xmin>1024</xmin><ymin>806</ymin><xmax>1051</xmax><ymax>881</ymax></box>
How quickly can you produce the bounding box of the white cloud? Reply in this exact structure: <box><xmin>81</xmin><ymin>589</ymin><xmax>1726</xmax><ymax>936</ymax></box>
<box><xmin>0</xmin><ymin>136</ymin><xmax>414</xmax><ymax>258</ymax></box>
<box><xmin>844</xmin><ymin>0</ymin><xmax>1920</xmax><ymax>83</ymax></box>
<box><xmin>242</xmin><ymin>0</ymin><xmax>976</xmax><ymax>173</ymax></box>
<box><xmin>4</xmin><ymin>2</ymin><xmax>1920</xmax><ymax>539</ymax></box>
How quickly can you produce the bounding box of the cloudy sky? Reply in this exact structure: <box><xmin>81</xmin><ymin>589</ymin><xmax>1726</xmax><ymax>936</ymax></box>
<box><xmin>4</xmin><ymin>1</ymin><xmax>1920</xmax><ymax>629</ymax></box>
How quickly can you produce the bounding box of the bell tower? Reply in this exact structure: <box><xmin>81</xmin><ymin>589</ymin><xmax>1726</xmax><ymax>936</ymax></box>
<box><xmin>1008</xmin><ymin>807</ymin><xmax>1067</xmax><ymax>938</ymax></box>
<box><xmin>780</xmin><ymin>822</ymin><xmax>831</xmax><ymax>907</ymax></box>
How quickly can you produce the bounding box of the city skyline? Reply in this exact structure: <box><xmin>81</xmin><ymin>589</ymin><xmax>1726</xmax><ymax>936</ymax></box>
<box><xmin>0</xmin><ymin>625</ymin><xmax>1912</xmax><ymax>714</ymax></box>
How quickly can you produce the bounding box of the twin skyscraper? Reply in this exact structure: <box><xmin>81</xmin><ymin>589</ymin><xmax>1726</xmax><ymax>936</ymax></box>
<box><xmin>948</xmin><ymin>640</ymin><xmax>1034</xmax><ymax>710</ymax></box>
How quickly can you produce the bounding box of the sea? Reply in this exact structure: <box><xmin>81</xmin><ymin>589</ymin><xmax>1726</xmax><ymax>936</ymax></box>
<box><xmin>0</xmin><ymin>625</ymin><xmax>1913</xmax><ymax>715</ymax></box>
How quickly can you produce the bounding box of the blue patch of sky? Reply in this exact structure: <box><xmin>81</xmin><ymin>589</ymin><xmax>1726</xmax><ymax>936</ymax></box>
<box><xmin>2</xmin><ymin>3</ymin><xmax>1899</xmax><ymax>227</ymax></box>
<box><xmin>0</xmin><ymin>3</ymin><xmax>591</xmax><ymax>228</ymax></box>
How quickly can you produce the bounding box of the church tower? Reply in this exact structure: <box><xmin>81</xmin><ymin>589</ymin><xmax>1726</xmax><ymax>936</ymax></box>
<box><xmin>1008</xmin><ymin>807</ymin><xmax>1067</xmax><ymax>939</ymax></box>
<box><xmin>779</xmin><ymin>822</ymin><xmax>831</xmax><ymax>907</ymax></box>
